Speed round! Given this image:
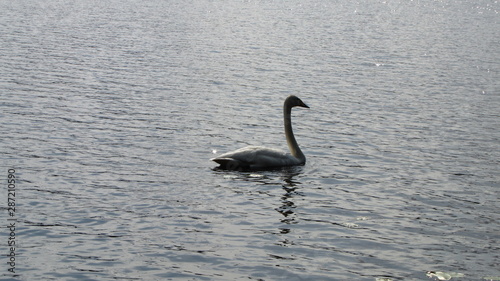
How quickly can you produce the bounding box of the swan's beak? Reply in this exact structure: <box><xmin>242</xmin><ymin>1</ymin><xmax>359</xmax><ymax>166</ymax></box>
<box><xmin>301</xmin><ymin>102</ymin><xmax>310</xmax><ymax>109</ymax></box>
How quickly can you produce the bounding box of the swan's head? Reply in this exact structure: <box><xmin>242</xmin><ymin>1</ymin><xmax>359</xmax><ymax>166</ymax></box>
<box><xmin>287</xmin><ymin>95</ymin><xmax>309</xmax><ymax>109</ymax></box>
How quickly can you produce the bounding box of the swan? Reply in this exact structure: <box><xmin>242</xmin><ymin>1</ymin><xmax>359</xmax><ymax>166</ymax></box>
<box><xmin>211</xmin><ymin>95</ymin><xmax>309</xmax><ymax>170</ymax></box>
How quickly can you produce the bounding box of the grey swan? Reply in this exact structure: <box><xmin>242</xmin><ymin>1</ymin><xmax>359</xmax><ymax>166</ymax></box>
<box><xmin>211</xmin><ymin>95</ymin><xmax>309</xmax><ymax>170</ymax></box>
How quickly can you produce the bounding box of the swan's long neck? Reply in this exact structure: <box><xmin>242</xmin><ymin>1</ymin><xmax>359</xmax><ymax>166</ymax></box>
<box><xmin>284</xmin><ymin>102</ymin><xmax>305</xmax><ymax>163</ymax></box>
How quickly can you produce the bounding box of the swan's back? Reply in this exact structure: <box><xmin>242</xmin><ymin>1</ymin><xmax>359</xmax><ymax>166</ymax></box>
<box><xmin>211</xmin><ymin>146</ymin><xmax>303</xmax><ymax>170</ymax></box>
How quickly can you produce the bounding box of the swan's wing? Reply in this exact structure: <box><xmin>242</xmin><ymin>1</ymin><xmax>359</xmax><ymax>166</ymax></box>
<box><xmin>212</xmin><ymin>146</ymin><xmax>301</xmax><ymax>170</ymax></box>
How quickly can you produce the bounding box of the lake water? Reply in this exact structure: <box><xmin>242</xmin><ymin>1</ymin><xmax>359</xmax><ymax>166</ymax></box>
<box><xmin>1</xmin><ymin>0</ymin><xmax>499</xmax><ymax>280</ymax></box>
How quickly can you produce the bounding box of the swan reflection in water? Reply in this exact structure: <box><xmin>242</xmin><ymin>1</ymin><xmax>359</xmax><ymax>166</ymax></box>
<box><xmin>212</xmin><ymin>95</ymin><xmax>309</xmax><ymax>171</ymax></box>
<box><xmin>213</xmin><ymin>166</ymin><xmax>305</xmax><ymax>237</ymax></box>
<box><xmin>276</xmin><ymin>169</ymin><xmax>304</xmax><ymax>227</ymax></box>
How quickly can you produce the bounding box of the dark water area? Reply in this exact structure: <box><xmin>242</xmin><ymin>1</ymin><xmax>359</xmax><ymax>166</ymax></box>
<box><xmin>1</xmin><ymin>0</ymin><xmax>499</xmax><ymax>280</ymax></box>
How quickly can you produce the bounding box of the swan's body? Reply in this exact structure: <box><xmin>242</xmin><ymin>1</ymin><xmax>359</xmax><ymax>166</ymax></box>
<box><xmin>211</xmin><ymin>95</ymin><xmax>309</xmax><ymax>170</ymax></box>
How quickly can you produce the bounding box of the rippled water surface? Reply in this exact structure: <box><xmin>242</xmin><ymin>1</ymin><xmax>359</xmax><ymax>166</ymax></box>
<box><xmin>1</xmin><ymin>0</ymin><xmax>499</xmax><ymax>280</ymax></box>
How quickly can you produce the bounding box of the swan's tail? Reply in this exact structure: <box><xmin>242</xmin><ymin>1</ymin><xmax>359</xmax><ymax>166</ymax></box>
<box><xmin>211</xmin><ymin>158</ymin><xmax>249</xmax><ymax>170</ymax></box>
